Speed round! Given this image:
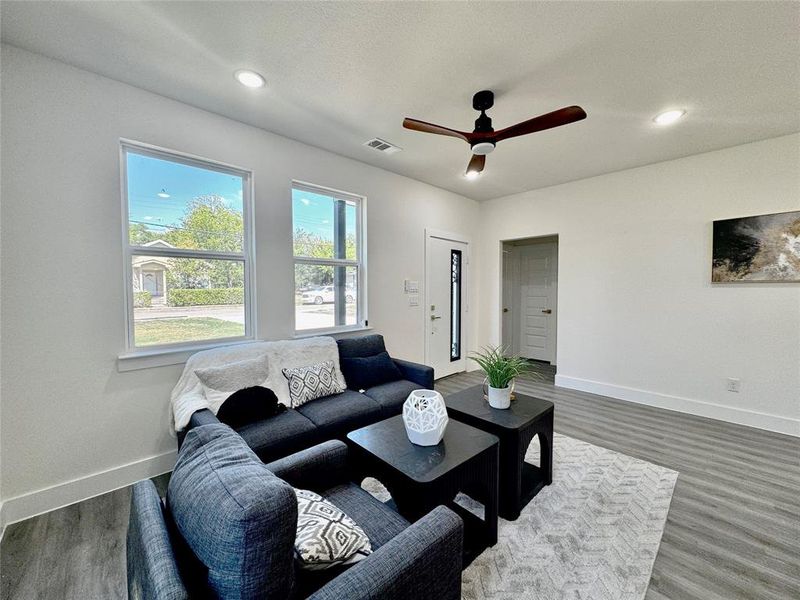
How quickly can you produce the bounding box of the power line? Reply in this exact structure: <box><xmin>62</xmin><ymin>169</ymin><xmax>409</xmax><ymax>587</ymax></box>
<box><xmin>129</xmin><ymin>219</ymin><xmax>242</xmax><ymax>240</ymax></box>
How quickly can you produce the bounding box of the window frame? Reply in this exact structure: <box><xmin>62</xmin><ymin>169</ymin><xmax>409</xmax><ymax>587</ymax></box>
<box><xmin>291</xmin><ymin>180</ymin><xmax>368</xmax><ymax>336</ymax></box>
<box><xmin>120</xmin><ymin>139</ymin><xmax>256</xmax><ymax>354</ymax></box>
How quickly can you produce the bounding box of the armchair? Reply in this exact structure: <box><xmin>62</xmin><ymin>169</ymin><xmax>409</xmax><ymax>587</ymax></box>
<box><xmin>127</xmin><ymin>425</ymin><xmax>463</xmax><ymax>600</ymax></box>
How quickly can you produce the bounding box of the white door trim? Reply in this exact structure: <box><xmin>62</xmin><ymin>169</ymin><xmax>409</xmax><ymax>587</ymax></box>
<box><xmin>424</xmin><ymin>229</ymin><xmax>471</xmax><ymax>377</ymax></box>
<box><xmin>502</xmin><ymin>244</ymin><xmax>520</xmax><ymax>354</ymax></box>
<box><xmin>497</xmin><ymin>235</ymin><xmax>560</xmax><ymax>365</ymax></box>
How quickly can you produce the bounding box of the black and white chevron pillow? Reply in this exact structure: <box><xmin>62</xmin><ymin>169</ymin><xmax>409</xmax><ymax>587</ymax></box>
<box><xmin>282</xmin><ymin>360</ymin><xmax>344</xmax><ymax>408</ymax></box>
<box><xmin>293</xmin><ymin>488</ymin><xmax>372</xmax><ymax>570</ymax></box>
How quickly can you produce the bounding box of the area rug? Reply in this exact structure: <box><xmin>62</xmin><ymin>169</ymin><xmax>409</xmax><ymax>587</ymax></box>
<box><xmin>362</xmin><ymin>433</ymin><xmax>678</xmax><ymax>600</ymax></box>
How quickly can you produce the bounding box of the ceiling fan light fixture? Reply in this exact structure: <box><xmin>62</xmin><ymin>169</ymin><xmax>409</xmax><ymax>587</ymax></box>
<box><xmin>234</xmin><ymin>69</ymin><xmax>266</xmax><ymax>88</ymax></box>
<box><xmin>464</xmin><ymin>169</ymin><xmax>482</xmax><ymax>180</ymax></box>
<box><xmin>653</xmin><ymin>109</ymin><xmax>686</xmax><ymax>126</ymax></box>
<box><xmin>471</xmin><ymin>142</ymin><xmax>496</xmax><ymax>155</ymax></box>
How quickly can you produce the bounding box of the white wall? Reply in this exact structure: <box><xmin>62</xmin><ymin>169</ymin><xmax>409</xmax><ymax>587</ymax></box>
<box><xmin>477</xmin><ymin>134</ymin><xmax>800</xmax><ymax>436</ymax></box>
<box><xmin>0</xmin><ymin>46</ymin><xmax>479</xmax><ymax>525</ymax></box>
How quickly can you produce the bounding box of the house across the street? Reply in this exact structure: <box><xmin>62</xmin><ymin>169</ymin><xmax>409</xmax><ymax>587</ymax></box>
<box><xmin>131</xmin><ymin>240</ymin><xmax>173</xmax><ymax>305</ymax></box>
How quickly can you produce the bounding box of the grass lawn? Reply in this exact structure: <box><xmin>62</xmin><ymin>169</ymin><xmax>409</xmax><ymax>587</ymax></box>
<box><xmin>135</xmin><ymin>317</ymin><xmax>244</xmax><ymax>346</ymax></box>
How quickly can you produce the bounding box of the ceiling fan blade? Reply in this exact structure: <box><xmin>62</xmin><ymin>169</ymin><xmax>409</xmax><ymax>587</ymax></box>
<box><xmin>467</xmin><ymin>154</ymin><xmax>486</xmax><ymax>174</ymax></box>
<box><xmin>403</xmin><ymin>118</ymin><xmax>471</xmax><ymax>142</ymax></box>
<box><xmin>495</xmin><ymin>106</ymin><xmax>587</xmax><ymax>142</ymax></box>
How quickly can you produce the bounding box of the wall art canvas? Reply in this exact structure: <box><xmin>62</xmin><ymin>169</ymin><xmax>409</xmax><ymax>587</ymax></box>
<box><xmin>712</xmin><ymin>210</ymin><xmax>800</xmax><ymax>282</ymax></box>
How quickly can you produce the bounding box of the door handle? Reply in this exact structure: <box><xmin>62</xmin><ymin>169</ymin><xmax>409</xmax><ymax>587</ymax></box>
<box><xmin>502</xmin><ymin>308</ymin><xmax>509</xmax><ymax>313</ymax></box>
<box><xmin>541</xmin><ymin>309</ymin><xmax>552</xmax><ymax>314</ymax></box>
<box><xmin>431</xmin><ymin>315</ymin><xmax>442</xmax><ymax>320</ymax></box>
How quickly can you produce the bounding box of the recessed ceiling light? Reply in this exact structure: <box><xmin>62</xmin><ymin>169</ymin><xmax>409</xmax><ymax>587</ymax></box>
<box><xmin>234</xmin><ymin>69</ymin><xmax>266</xmax><ymax>88</ymax></box>
<box><xmin>464</xmin><ymin>170</ymin><xmax>482</xmax><ymax>181</ymax></box>
<box><xmin>653</xmin><ymin>109</ymin><xmax>686</xmax><ymax>126</ymax></box>
<box><xmin>157</xmin><ymin>189</ymin><xmax>170</xmax><ymax>198</ymax></box>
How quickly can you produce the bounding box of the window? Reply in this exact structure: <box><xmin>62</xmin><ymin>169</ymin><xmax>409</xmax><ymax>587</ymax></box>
<box><xmin>122</xmin><ymin>141</ymin><xmax>254</xmax><ymax>351</ymax></box>
<box><xmin>450</xmin><ymin>249</ymin><xmax>462</xmax><ymax>361</ymax></box>
<box><xmin>292</xmin><ymin>182</ymin><xmax>366</xmax><ymax>333</ymax></box>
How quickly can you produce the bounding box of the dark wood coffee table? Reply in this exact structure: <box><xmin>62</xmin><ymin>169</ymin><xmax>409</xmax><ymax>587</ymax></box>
<box><xmin>445</xmin><ymin>384</ymin><xmax>554</xmax><ymax>520</ymax></box>
<box><xmin>346</xmin><ymin>415</ymin><xmax>499</xmax><ymax>565</ymax></box>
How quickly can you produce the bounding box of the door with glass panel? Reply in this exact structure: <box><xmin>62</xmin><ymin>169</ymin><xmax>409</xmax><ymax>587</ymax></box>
<box><xmin>425</xmin><ymin>234</ymin><xmax>468</xmax><ymax>378</ymax></box>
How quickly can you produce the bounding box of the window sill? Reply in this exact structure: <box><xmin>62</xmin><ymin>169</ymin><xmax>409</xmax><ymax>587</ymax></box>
<box><xmin>117</xmin><ymin>339</ymin><xmax>255</xmax><ymax>372</ymax></box>
<box><xmin>293</xmin><ymin>325</ymin><xmax>373</xmax><ymax>340</ymax></box>
<box><xmin>117</xmin><ymin>326</ymin><xmax>373</xmax><ymax>372</ymax></box>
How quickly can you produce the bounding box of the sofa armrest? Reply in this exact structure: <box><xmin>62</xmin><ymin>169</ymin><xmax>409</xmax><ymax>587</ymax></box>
<box><xmin>177</xmin><ymin>409</ymin><xmax>220</xmax><ymax>449</ymax></box>
<box><xmin>126</xmin><ymin>480</ymin><xmax>189</xmax><ymax>600</ymax></box>
<box><xmin>264</xmin><ymin>440</ymin><xmax>350</xmax><ymax>493</ymax></box>
<box><xmin>309</xmin><ymin>505</ymin><xmax>463</xmax><ymax>600</ymax></box>
<box><xmin>393</xmin><ymin>358</ymin><xmax>434</xmax><ymax>389</ymax></box>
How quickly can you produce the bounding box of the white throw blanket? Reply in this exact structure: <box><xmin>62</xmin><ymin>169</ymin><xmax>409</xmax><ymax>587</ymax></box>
<box><xmin>170</xmin><ymin>337</ymin><xmax>346</xmax><ymax>432</ymax></box>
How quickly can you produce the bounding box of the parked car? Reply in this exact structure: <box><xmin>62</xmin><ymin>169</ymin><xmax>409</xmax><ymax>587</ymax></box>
<box><xmin>301</xmin><ymin>286</ymin><xmax>356</xmax><ymax>305</ymax></box>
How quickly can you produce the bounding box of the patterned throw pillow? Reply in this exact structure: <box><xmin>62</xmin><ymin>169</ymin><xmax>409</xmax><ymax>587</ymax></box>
<box><xmin>293</xmin><ymin>488</ymin><xmax>372</xmax><ymax>571</ymax></box>
<box><xmin>282</xmin><ymin>360</ymin><xmax>345</xmax><ymax>408</ymax></box>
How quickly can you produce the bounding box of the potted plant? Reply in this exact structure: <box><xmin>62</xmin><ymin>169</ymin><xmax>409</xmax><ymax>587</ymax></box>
<box><xmin>470</xmin><ymin>346</ymin><xmax>533</xmax><ymax>409</ymax></box>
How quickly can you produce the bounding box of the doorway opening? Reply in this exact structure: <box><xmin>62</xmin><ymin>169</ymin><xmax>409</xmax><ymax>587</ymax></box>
<box><xmin>501</xmin><ymin>235</ymin><xmax>558</xmax><ymax>381</ymax></box>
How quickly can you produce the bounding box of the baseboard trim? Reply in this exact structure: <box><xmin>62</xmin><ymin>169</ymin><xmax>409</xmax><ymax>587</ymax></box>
<box><xmin>0</xmin><ymin>450</ymin><xmax>177</xmax><ymax>533</ymax></box>
<box><xmin>554</xmin><ymin>375</ymin><xmax>799</xmax><ymax>437</ymax></box>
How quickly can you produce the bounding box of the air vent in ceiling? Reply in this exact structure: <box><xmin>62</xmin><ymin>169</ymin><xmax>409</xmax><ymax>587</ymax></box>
<box><xmin>363</xmin><ymin>137</ymin><xmax>402</xmax><ymax>154</ymax></box>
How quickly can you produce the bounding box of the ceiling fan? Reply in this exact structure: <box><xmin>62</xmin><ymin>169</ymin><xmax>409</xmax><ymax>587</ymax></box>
<box><xmin>403</xmin><ymin>90</ymin><xmax>586</xmax><ymax>178</ymax></box>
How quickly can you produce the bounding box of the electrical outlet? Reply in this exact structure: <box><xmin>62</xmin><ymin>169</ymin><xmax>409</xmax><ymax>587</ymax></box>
<box><xmin>726</xmin><ymin>378</ymin><xmax>741</xmax><ymax>393</ymax></box>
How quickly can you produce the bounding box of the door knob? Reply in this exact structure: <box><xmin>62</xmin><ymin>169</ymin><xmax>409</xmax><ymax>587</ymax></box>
<box><xmin>431</xmin><ymin>315</ymin><xmax>442</xmax><ymax>320</ymax></box>
<box><xmin>541</xmin><ymin>309</ymin><xmax>552</xmax><ymax>314</ymax></box>
<box><xmin>503</xmin><ymin>308</ymin><xmax>509</xmax><ymax>313</ymax></box>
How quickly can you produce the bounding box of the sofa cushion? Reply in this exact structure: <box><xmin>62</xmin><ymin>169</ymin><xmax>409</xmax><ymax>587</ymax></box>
<box><xmin>276</xmin><ymin>482</ymin><xmax>411</xmax><ymax>599</ymax></box>
<box><xmin>322</xmin><ymin>483</ymin><xmax>409</xmax><ymax>549</ymax></box>
<box><xmin>236</xmin><ymin>410</ymin><xmax>318</xmax><ymax>463</ymax></box>
<box><xmin>336</xmin><ymin>334</ymin><xmax>387</xmax><ymax>359</ymax></box>
<box><xmin>340</xmin><ymin>351</ymin><xmax>403</xmax><ymax>392</ymax></box>
<box><xmin>167</xmin><ymin>424</ymin><xmax>297</xmax><ymax>600</ymax></box>
<box><xmin>296</xmin><ymin>391</ymin><xmax>382</xmax><ymax>438</ymax></box>
<box><xmin>364</xmin><ymin>379</ymin><xmax>421</xmax><ymax>417</ymax></box>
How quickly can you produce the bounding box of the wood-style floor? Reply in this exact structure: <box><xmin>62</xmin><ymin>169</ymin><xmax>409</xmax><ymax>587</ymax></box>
<box><xmin>2</xmin><ymin>370</ymin><xmax>798</xmax><ymax>599</ymax></box>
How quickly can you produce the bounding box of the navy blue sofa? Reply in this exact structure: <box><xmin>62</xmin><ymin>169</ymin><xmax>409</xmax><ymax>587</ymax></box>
<box><xmin>180</xmin><ymin>335</ymin><xmax>434</xmax><ymax>463</ymax></box>
<box><xmin>128</xmin><ymin>424</ymin><xmax>463</xmax><ymax>600</ymax></box>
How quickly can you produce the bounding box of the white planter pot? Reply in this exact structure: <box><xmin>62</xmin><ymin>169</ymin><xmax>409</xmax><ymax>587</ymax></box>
<box><xmin>487</xmin><ymin>385</ymin><xmax>512</xmax><ymax>409</ymax></box>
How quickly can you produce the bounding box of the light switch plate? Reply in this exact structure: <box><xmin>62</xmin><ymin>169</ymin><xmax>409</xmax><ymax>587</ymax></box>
<box><xmin>408</xmin><ymin>294</ymin><xmax>419</xmax><ymax>307</ymax></box>
<box><xmin>404</xmin><ymin>279</ymin><xmax>419</xmax><ymax>293</ymax></box>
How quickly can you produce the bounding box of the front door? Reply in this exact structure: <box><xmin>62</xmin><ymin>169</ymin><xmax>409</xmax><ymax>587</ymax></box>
<box><xmin>517</xmin><ymin>242</ymin><xmax>557</xmax><ymax>362</ymax></box>
<box><xmin>425</xmin><ymin>234</ymin><xmax>468</xmax><ymax>378</ymax></box>
<box><xmin>142</xmin><ymin>270</ymin><xmax>161</xmax><ymax>297</ymax></box>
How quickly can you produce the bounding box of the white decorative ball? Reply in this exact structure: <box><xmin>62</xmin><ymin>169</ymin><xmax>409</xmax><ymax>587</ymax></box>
<box><xmin>402</xmin><ymin>390</ymin><xmax>448</xmax><ymax>446</ymax></box>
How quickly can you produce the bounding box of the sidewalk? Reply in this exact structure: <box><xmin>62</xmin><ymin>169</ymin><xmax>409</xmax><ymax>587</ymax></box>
<box><xmin>134</xmin><ymin>304</ymin><xmax>245</xmax><ymax>324</ymax></box>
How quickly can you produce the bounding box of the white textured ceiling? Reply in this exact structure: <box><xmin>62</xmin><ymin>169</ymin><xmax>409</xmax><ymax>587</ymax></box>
<box><xmin>2</xmin><ymin>1</ymin><xmax>798</xmax><ymax>201</ymax></box>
